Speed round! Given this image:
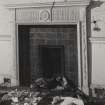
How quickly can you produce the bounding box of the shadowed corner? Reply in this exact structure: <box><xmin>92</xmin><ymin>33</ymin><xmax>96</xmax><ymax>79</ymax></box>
<box><xmin>90</xmin><ymin>0</ymin><xmax>104</xmax><ymax>9</ymax></box>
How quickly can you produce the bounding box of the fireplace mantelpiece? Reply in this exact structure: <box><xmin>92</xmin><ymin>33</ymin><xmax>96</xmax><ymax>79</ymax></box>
<box><xmin>7</xmin><ymin>0</ymin><xmax>91</xmax><ymax>95</ymax></box>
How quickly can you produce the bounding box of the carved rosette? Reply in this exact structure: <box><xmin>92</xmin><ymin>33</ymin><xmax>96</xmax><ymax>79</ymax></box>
<box><xmin>39</xmin><ymin>10</ymin><xmax>50</xmax><ymax>22</ymax></box>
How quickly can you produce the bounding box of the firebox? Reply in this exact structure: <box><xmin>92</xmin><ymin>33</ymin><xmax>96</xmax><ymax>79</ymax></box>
<box><xmin>18</xmin><ymin>25</ymin><xmax>78</xmax><ymax>87</ymax></box>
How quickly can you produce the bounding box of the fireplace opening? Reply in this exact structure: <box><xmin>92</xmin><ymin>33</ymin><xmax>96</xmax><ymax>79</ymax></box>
<box><xmin>39</xmin><ymin>45</ymin><xmax>64</xmax><ymax>79</ymax></box>
<box><xmin>18</xmin><ymin>25</ymin><xmax>78</xmax><ymax>87</ymax></box>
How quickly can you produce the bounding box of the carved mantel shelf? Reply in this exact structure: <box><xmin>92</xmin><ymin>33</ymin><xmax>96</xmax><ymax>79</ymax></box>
<box><xmin>6</xmin><ymin>0</ymin><xmax>90</xmax><ymax>9</ymax></box>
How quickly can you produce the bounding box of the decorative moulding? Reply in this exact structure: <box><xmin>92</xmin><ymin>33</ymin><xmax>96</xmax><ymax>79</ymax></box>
<box><xmin>88</xmin><ymin>37</ymin><xmax>105</xmax><ymax>44</ymax></box>
<box><xmin>91</xmin><ymin>84</ymin><xmax>105</xmax><ymax>89</ymax></box>
<box><xmin>0</xmin><ymin>35</ymin><xmax>11</xmax><ymax>41</ymax></box>
<box><xmin>6</xmin><ymin>0</ymin><xmax>91</xmax><ymax>9</ymax></box>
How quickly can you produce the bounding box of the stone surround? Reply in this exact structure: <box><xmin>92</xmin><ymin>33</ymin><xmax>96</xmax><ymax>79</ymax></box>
<box><xmin>7</xmin><ymin>0</ymin><xmax>91</xmax><ymax>94</ymax></box>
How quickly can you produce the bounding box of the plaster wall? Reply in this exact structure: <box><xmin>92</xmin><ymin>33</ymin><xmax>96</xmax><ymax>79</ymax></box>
<box><xmin>92</xmin><ymin>43</ymin><xmax>105</xmax><ymax>85</ymax></box>
<box><xmin>90</xmin><ymin>0</ymin><xmax>105</xmax><ymax>87</ymax></box>
<box><xmin>0</xmin><ymin>41</ymin><xmax>12</xmax><ymax>82</ymax></box>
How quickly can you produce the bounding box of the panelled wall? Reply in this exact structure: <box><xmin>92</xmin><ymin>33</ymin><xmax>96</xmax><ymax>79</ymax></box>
<box><xmin>0</xmin><ymin>1</ymin><xmax>16</xmax><ymax>85</ymax></box>
<box><xmin>90</xmin><ymin>1</ymin><xmax>105</xmax><ymax>89</ymax></box>
<box><xmin>0</xmin><ymin>36</ymin><xmax>12</xmax><ymax>84</ymax></box>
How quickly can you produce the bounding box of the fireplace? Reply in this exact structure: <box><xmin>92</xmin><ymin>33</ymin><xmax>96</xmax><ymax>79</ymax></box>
<box><xmin>7</xmin><ymin>0</ymin><xmax>90</xmax><ymax>94</ymax></box>
<box><xmin>18</xmin><ymin>25</ymin><xmax>78</xmax><ymax>87</ymax></box>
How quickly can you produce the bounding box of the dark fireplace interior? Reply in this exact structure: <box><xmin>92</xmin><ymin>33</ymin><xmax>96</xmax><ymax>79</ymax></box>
<box><xmin>39</xmin><ymin>45</ymin><xmax>64</xmax><ymax>79</ymax></box>
<box><xmin>18</xmin><ymin>25</ymin><xmax>78</xmax><ymax>87</ymax></box>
